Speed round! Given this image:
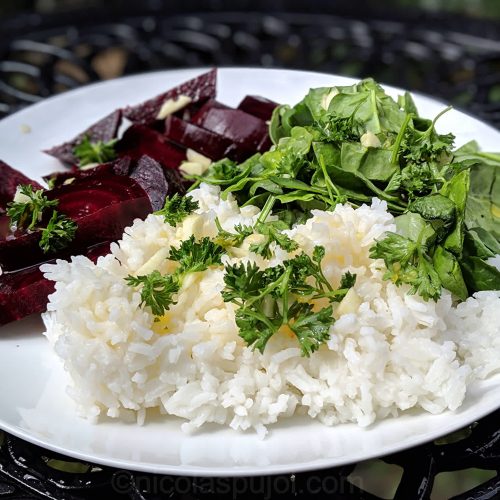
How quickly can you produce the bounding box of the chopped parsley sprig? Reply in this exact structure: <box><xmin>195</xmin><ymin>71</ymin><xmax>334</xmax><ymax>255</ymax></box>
<box><xmin>73</xmin><ymin>136</ymin><xmax>117</xmax><ymax>167</ymax></box>
<box><xmin>7</xmin><ymin>184</ymin><xmax>58</xmax><ymax>230</ymax></box>
<box><xmin>6</xmin><ymin>185</ymin><xmax>77</xmax><ymax>254</ymax></box>
<box><xmin>125</xmin><ymin>271</ymin><xmax>179</xmax><ymax>317</ymax></box>
<box><xmin>125</xmin><ymin>236</ymin><xmax>224</xmax><ymax>319</ymax></box>
<box><xmin>222</xmin><ymin>247</ymin><xmax>356</xmax><ymax>356</ymax></box>
<box><xmin>39</xmin><ymin>210</ymin><xmax>78</xmax><ymax>253</ymax></box>
<box><xmin>154</xmin><ymin>193</ymin><xmax>199</xmax><ymax>226</ymax></box>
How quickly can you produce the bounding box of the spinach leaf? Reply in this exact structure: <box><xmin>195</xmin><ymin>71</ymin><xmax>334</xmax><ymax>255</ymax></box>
<box><xmin>464</xmin><ymin>161</ymin><xmax>500</xmax><ymax>240</ymax></box>
<box><xmin>328</xmin><ymin>79</ymin><xmax>405</xmax><ymax>134</ymax></box>
<box><xmin>398</xmin><ymin>92</ymin><xmax>419</xmax><ymax>116</ymax></box>
<box><xmin>410</xmin><ymin>194</ymin><xmax>456</xmax><ymax>236</ymax></box>
<box><xmin>464</xmin><ymin>227</ymin><xmax>500</xmax><ymax>259</ymax></box>
<box><xmin>441</xmin><ymin>170</ymin><xmax>469</xmax><ymax>255</ymax></box>
<box><xmin>433</xmin><ymin>245</ymin><xmax>468</xmax><ymax>300</ymax></box>
<box><xmin>461</xmin><ymin>256</ymin><xmax>500</xmax><ymax>292</ymax></box>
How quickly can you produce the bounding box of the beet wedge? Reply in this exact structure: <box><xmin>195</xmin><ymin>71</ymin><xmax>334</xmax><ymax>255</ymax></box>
<box><xmin>44</xmin><ymin>109</ymin><xmax>122</xmax><ymax>165</ymax></box>
<box><xmin>123</xmin><ymin>68</ymin><xmax>217</xmax><ymax>125</ymax></box>
<box><xmin>130</xmin><ymin>156</ymin><xmax>171</xmax><ymax>211</ymax></box>
<box><xmin>0</xmin><ymin>160</ymin><xmax>42</xmax><ymax>213</ymax></box>
<box><xmin>191</xmin><ymin>106</ymin><xmax>271</xmax><ymax>153</ymax></box>
<box><xmin>116</xmin><ymin>125</ymin><xmax>186</xmax><ymax>169</ymax></box>
<box><xmin>164</xmin><ymin>116</ymin><xmax>254</xmax><ymax>162</ymax></box>
<box><xmin>0</xmin><ymin>175</ymin><xmax>152</xmax><ymax>271</ymax></box>
<box><xmin>189</xmin><ymin>99</ymin><xmax>231</xmax><ymax>124</ymax></box>
<box><xmin>43</xmin><ymin>157</ymin><xmax>132</xmax><ymax>189</ymax></box>
<box><xmin>237</xmin><ymin>95</ymin><xmax>278</xmax><ymax>121</ymax></box>
<box><xmin>0</xmin><ymin>242</ymin><xmax>110</xmax><ymax>327</ymax></box>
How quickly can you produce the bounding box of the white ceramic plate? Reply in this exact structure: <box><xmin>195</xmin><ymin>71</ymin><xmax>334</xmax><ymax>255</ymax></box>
<box><xmin>0</xmin><ymin>68</ymin><xmax>499</xmax><ymax>477</ymax></box>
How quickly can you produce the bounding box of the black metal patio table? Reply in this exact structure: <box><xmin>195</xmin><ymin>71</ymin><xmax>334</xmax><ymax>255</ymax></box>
<box><xmin>0</xmin><ymin>2</ymin><xmax>499</xmax><ymax>498</ymax></box>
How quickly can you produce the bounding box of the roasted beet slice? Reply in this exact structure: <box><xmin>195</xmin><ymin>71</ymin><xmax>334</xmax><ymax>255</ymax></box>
<box><xmin>0</xmin><ymin>175</ymin><xmax>152</xmax><ymax>271</ymax></box>
<box><xmin>116</xmin><ymin>125</ymin><xmax>185</xmax><ymax>169</ymax></box>
<box><xmin>44</xmin><ymin>110</ymin><xmax>122</xmax><ymax>165</ymax></box>
<box><xmin>43</xmin><ymin>157</ymin><xmax>132</xmax><ymax>189</ymax></box>
<box><xmin>189</xmin><ymin>99</ymin><xmax>231</xmax><ymax>124</ymax></box>
<box><xmin>237</xmin><ymin>95</ymin><xmax>278</xmax><ymax>121</ymax></box>
<box><xmin>0</xmin><ymin>160</ymin><xmax>42</xmax><ymax>212</ymax></box>
<box><xmin>0</xmin><ymin>216</ymin><xmax>9</xmax><ymax>239</ymax></box>
<box><xmin>130</xmin><ymin>156</ymin><xmax>169</xmax><ymax>211</ymax></box>
<box><xmin>163</xmin><ymin>168</ymin><xmax>188</xmax><ymax>196</ymax></box>
<box><xmin>164</xmin><ymin>116</ymin><xmax>255</xmax><ymax>162</ymax></box>
<box><xmin>192</xmin><ymin>107</ymin><xmax>271</xmax><ymax>153</ymax></box>
<box><xmin>123</xmin><ymin>69</ymin><xmax>217</xmax><ymax>125</ymax></box>
<box><xmin>0</xmin><ymin>242</ymin><xmax>110</xmax><ymax>327</ymax></box>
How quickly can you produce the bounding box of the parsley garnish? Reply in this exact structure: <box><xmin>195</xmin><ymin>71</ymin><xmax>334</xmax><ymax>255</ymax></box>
<box><xmin>168</xmin><ymin>236</ymin><xmax>224</xmax><ymax>274</ymax></box>
<box><xmin>125</xmin><ymin>271</ymin><xmax>180</xmax><ymax>317</ymax></box>
<box><xmin>73</xmin><ymin>136</ymin><xmax>117</xmax><ymax>167</ymax></box>
<box><xmin>370</xmin><ymin>232</ymin><xmax>441</xmax><ymax>301</ymax></box>
<box><xmin>6</xmin><ymin>185</ymin><xmax>58</xmax><ymax>230</ymax></box>
<box><xmin>154</xmin><ymin>193</ymin><xmax>199</xmax><ymax>226</ymax></box>
<box><xmin>249</xmin><ymin>220</ymin><xmax>299</xmax><ymax>258</ymax></box>
<box><xmin>222</xmin><ymin>247</ymin><xmax>356</xmax><ymax>356</ymax></box>
<box><xmin>126</xmin><ymin>236</ymin><xmax>224</xmax><ymax>319</ymax></box>
<box><xmin>213</xmin><ymin>218</ymin><xmax>253</xmax><ymax>248</ymax></box>
<box><xmin>6</xmin><ymin>184</ymin><xmax>77</xmax><ymax>254</ymax></box>
<box><xmin>313</xmin><ymin>115</ymin><xmax>362</xmax><ymax>143</ymax></box>
<box><xmin>39</xmin><ymin>210</ymin><xmax>78</xmax><ymax>253</ymax></box>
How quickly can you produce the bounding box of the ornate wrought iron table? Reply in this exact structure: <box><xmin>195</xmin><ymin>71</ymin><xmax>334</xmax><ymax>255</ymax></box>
<box><xmin>0</xmin><ymin>4</ymin><xmax>499</xmax><ymax>499</ymax></box>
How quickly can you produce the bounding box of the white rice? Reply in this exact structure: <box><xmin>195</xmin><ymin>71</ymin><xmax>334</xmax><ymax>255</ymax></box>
<box><xmin>41</xmin><ymin>183</ymin><xmax>500</xmax><ymax>436</ymax></box>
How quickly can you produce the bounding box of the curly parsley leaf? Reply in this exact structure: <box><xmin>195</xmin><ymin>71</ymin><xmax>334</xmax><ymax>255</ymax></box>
<box><xmin>213</xmin><ymin>219</ymin><xmax>253</xmax><ymax>248</ymax></box>
<box><xmin>6</xmin><ymin>185</ymin><xmax>58</xmax><ymax>230</ymax></box>
<box><xmin>340</xmin><ymin>271</ymin><xmax>357</xmax><ymax>290</ymax></box>
<box><xmin>154</xmin><ymin>194</ymin><xmax>199</xmax><ymax>226</ymax></box>
<box><xmin>289</xmin><ymin>304</ymin><xmax>333</xmax><ymax>356</ymax></box>
<box><xmin>234</xmin><ymin>308</ymin><xmax>278</xmax><ymax>353</ymax></box>
<box><xmin>223</xmin><ymin>247</ymin><xmax>355</xmax><ymax>356</ymax></box>
<box><xmin>169</xmin><ymin>236</ymin><xmax>224</xmax><ymax>275</ymax></box>
<box><xmin>126</xmin><ymin>235</ymin><xmax>226</xmax><ymax>322</ymax></box>
<box><xmin>73</xmin><ymin>136</ymin><xmax>117</xmax><ymax>167</ymax></box>
<box><xmin>312</xmin><ymin>115</ymin><xmax>362</xmax><ymax>143</ymax></box>
<box><xmin>125</xmin><ymin>271</ymin><xmax>180</xmax><ymax>317</ymax></box>
<box><xmin>249</xmin><ymin>220</ymin><xmax>299</xmax><ymax>258</ymax></box>
<box><xmin>39</xmin><ymin>210</ymin><xmax>78</xmax><ymax>253</ymax></box>
<box><xmin>370</xmin><ymin>231</ymin><xmax>442</xmax><ymax>301</ymax></box>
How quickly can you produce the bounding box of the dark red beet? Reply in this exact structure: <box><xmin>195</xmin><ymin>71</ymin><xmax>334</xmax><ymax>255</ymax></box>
<box><xmin>0</xmin><ymin>242</ymin><xmax>110</xmax><ymax>327</ymax></box>
<box><xmin>163</xmin><ymin>168</ymin><xmax>188</xmax><ymax>196</ymax></box>
<box><xmin>44</xmin><ymin>110</ymin><xmax>122</xmax><ymax>165</ymax></box>
<box><xmin>0</xmin><ymin>216</ymin><xmax>9</xmax><ymax>239</ymax></box>
<box><xmin>116</xmin><ymin>125</ymin><xmax>186</xmax><ymax>169</ymax></box>
<box><xmin>123</xmin><ymin>69</ymin><xmax>217</xmax><ymax>125</ymax></box>
<box><xmin>237</xmin><ymin>95</ymin><xmax>278</xmax><ymax>121</ymax></box>
<box><xmin>165</xmin><ymin>116</ymin><xmax>253</xmax><ymax>162</ymax></box>
<box><xmin>0</xmin><ymin>175</ymin><xmax>152</xmax><ymax>271</ymax></box>
<box><xmin>192</xmin><ymin>107</ymin><xmax>271</xmax><ymax>153</ymax></box>
<box><xmin>130</xmin><ymin>156</ymin><xmax>169</xmax><ymax>211</ymax></box>
<box><xmin>0</xmin><ymin>160</ymin><xmax>43</xmax><ymax>212</ymax></box>
<box><xmin>43</xmin><ymin>157</ymin><xmax>132</xmax><ymax>189</ymax></box>
<box><xmin>189</xmin><ymin>99</ymin><xmax>231</xmax><ymax>124</ymax></box>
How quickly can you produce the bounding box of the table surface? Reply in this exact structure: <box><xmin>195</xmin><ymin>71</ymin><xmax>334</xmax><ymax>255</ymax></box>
<box><xmin>0</xmin><ymin>4</ymin><xmax>499</xmax><ymax>499</ymax></box>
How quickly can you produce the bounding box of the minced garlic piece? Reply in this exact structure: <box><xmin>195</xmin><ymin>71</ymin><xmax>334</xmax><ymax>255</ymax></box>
<box><xmin>156</xmin><ymin>95</ymin><xmax>192</xmax><ymax>120</ymax></box>
<box><xmin>336</xmin><ymin>288</ymin><xmax>362</xmax><ymax>316</ymax></box>
<box><xmin>360</xmin><ymin>131</ymin><xmax>381</xmax><ymax>148</ymax></box>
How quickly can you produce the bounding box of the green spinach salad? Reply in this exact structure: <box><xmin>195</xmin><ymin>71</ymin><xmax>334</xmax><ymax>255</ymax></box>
<box><xmin>189</xmin><ymin>79</ymin><xmax>500</xmax><ymax>306</ymax></box>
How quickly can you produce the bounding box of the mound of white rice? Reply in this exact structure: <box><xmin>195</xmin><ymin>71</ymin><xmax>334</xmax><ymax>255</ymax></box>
<box><xmin>41</xmin><ymin>184</ymin><xmax>500</xmax><ymax>437</ymax></box>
